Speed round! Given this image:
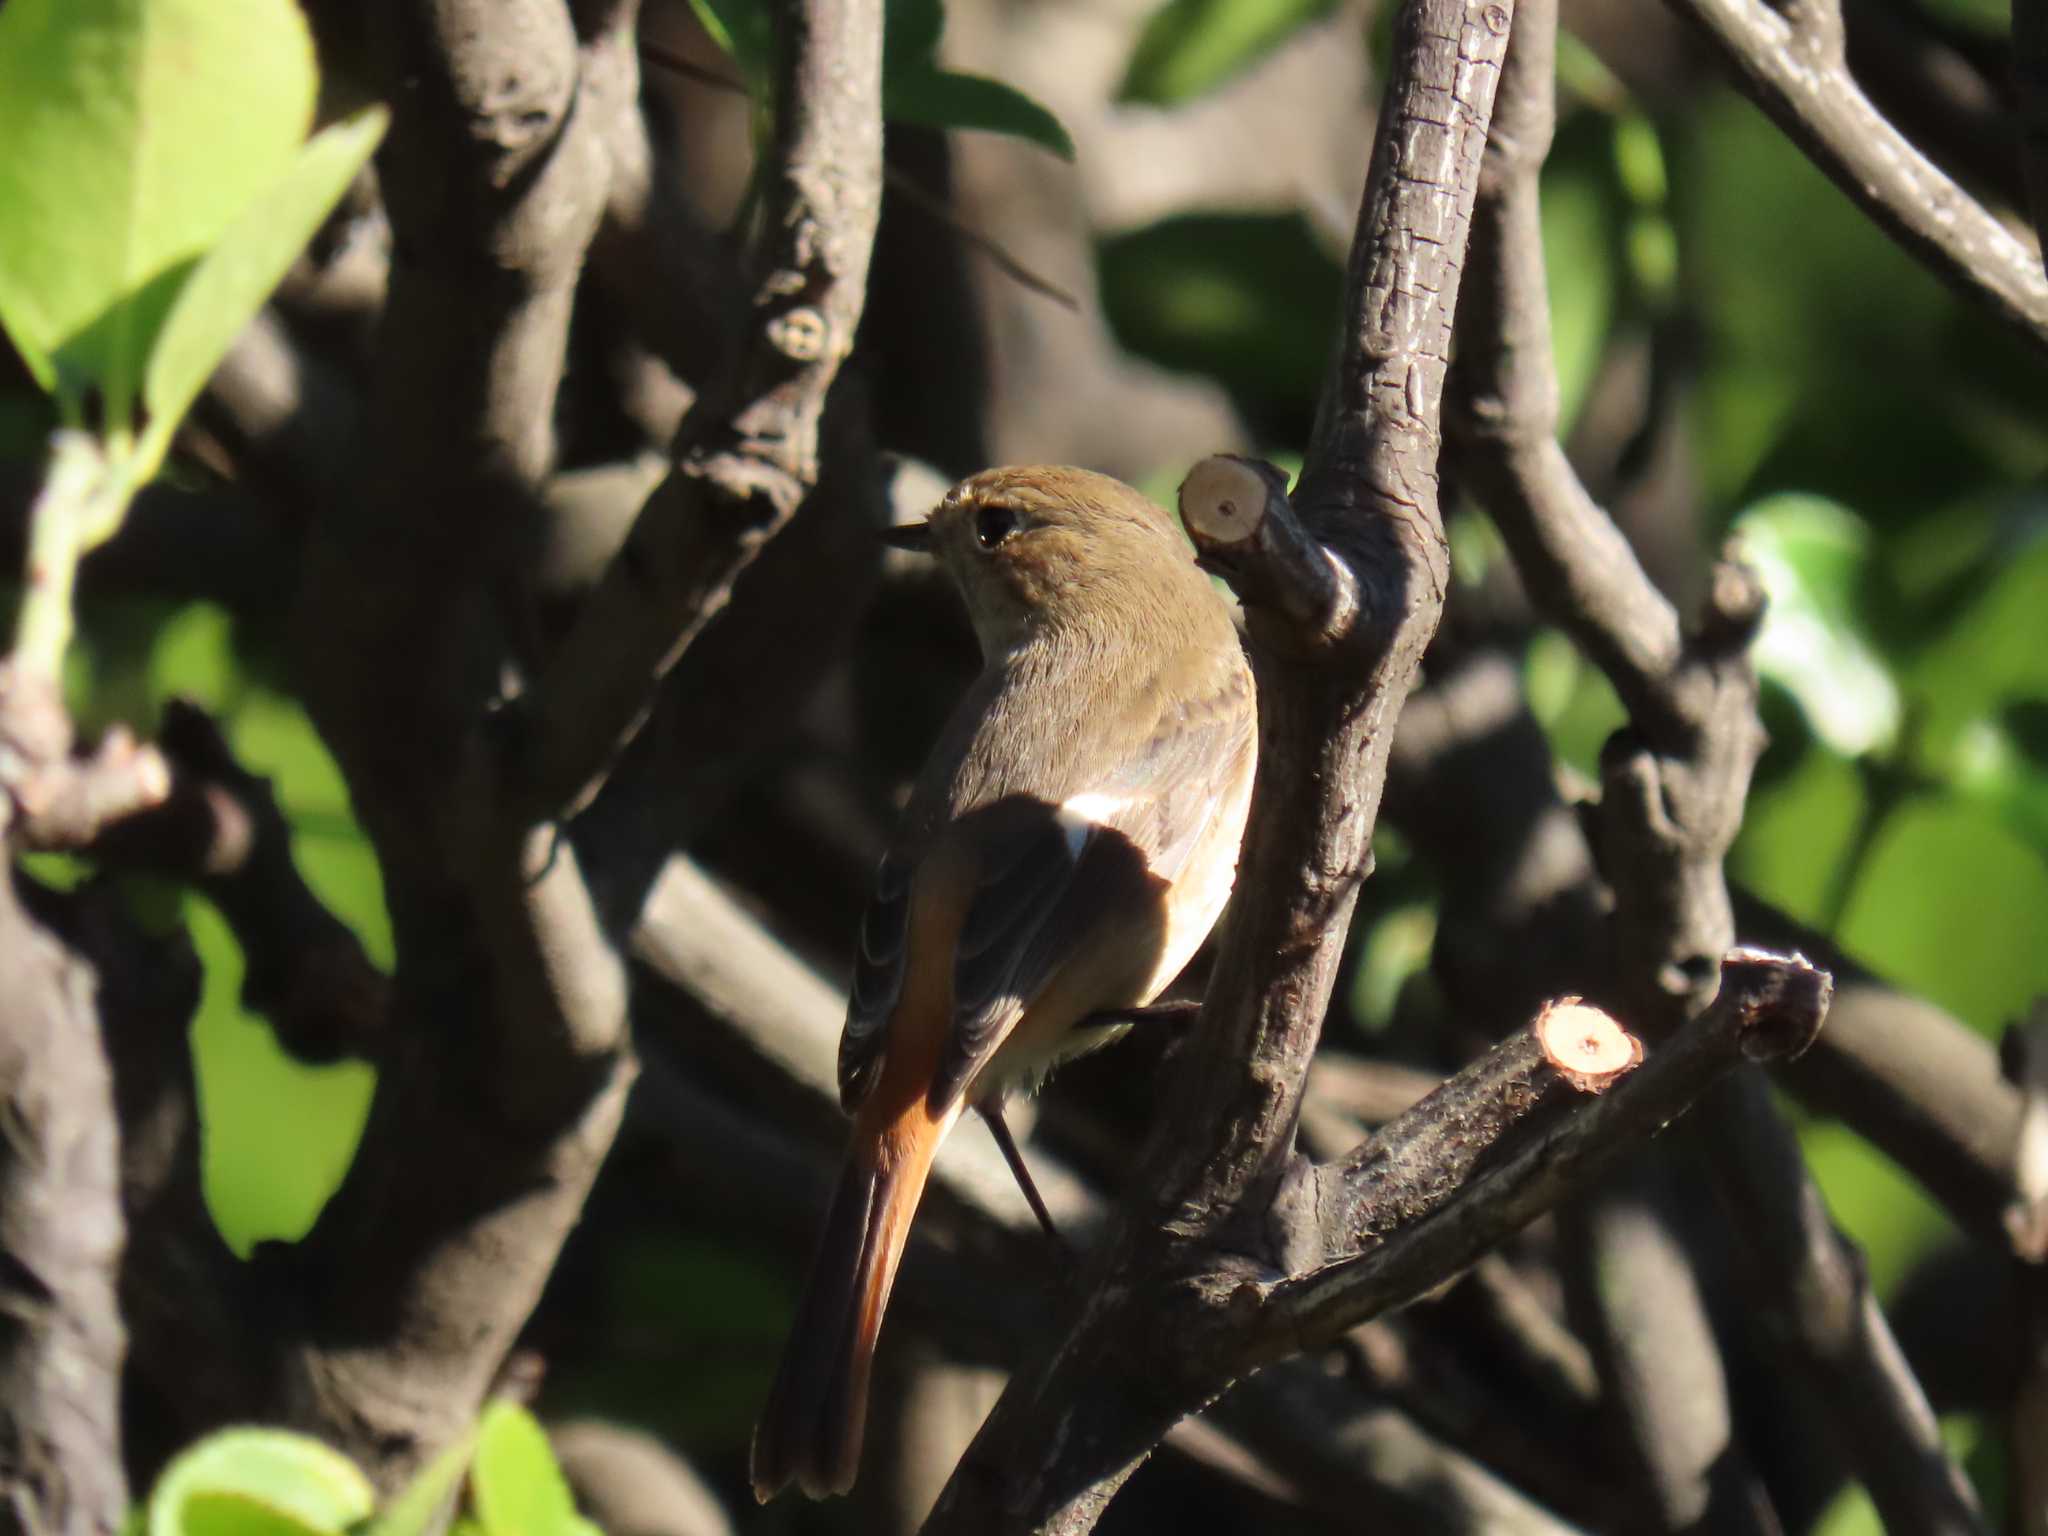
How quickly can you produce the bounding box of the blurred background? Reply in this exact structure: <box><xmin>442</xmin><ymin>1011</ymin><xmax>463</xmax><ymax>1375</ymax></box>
<box><xmin>3</xmin><ymin>0</ymin><xmax>2044</xmax><ymax>1529</ymax></box>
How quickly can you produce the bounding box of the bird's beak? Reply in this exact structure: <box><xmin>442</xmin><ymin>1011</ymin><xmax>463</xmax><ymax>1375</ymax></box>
<box><xmin>881</xmin><ymin>519</ymin><xmax>933</xmax><ymax>553</ymax></box>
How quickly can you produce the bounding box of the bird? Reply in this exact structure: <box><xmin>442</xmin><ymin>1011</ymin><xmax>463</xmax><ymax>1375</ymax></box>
<box><xmin>748</xmin><ymin>465</ymin><xmax>1259</xmax><ymax>1502</ymax></box>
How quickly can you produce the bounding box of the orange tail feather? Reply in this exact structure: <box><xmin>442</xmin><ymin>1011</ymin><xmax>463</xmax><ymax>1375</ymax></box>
<box><xmin>751</xmin><ymin>1122</ymin><xmax>940</xmax><ymax>1501</ymax></box>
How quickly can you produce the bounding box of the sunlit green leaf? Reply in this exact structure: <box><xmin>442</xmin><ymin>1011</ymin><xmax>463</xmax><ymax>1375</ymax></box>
<box><xmin>886</xmin><ymin>70</ymin><xmax>1074</xmax><ymax>159</ymax></box>
<box><xmin>1734</xmin><ymin>494</ymin><xmax>1900</xmax><ymax>757</ymax></box>
<box><xmin>1117</xmin><ymin>0</ymin><xmax>1339</xmax><ymax>106</ymax></box>
<box><xmin>0</xmin><ymin>0</ymin><xmax>316</xmax><ymax>416</ymax></box>
<box><xmin>1731</xmin><ymin>743</ymin><xmax>1866</xmax><ymax>928</ymax></box>
<box><xmin>1350</xmin><ymin>904</ymin><xmax>1436</xmax><ymax>1031</ymax></box>
<box><xmin>1611</xmin><ymin>114</ymin><xmax>1667</xmax><ymax>207</ymax></box>
<box><xmin>1676</xmin><ymin>90</ymin><xmax>2034</xmax><ymax>513</ymax></box>
<box><xmin>147</xmin><ymin>603</ymin><xmax>241</xmax><ymax>715</ymax></box>
<box><xmin>148</xmin><ymin>1430</ymin><xmax>372</xmax><ymax>1536</ymax></box>
<box><xmin>1837</xmin><ymin>800</ymin><xmax>2048</xmax><ymax>1033</ymax></box>
<box><xmin>141</xmin><ymin>107</ymin><xmax>386</xmax><ymax>471</ymax></box>
<box><xmin>362</xmin><ymin>1432</ymin><xmax>478</xmax><ymax>1536</ymax></box>
<box><xmin>189</xmin><ymin>895</ymin><xmax>375</xmax><ymax>1256</ymax></box>
<box><xmin>472</xmin><ymin>1403</ymin><xmax>578</xmax><ymax>1536</ymax></box>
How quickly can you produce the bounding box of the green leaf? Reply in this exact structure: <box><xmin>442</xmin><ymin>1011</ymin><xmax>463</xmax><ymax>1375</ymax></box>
<box><xmin>1097</xmin><ymin>212</ymin><xmax>1341</xmax><ymax>428</ymax></box>
<box><xmin>1522</xmin><ymin>627</ymin><xmax>1627</xmax><ymax>778</ymax></box>
<box><xmin>148</xmin><ymin>1430</ymin><xmax>373</xmax><ymax>1536</ymax></box>
<box><xmin>1118</xmin><ymin>0</ymin><xmax>1340</xmax><ymax>106</ymax></box>
<box><xmin>187</xmin><ymin>890</ymin><xmax>375</xmax><ymax>1257</ymax></box>
<box><xmin>1731</xmin><ymin>743</ymin><xmax>1866</xmax><ymax>927</ymax></box>
<box><xmin>1532</xmin><ymin>111</ymin><xmax>1624</xmax><ymax>438</ymax></box>
<box><xmin>885</xmin><ymin>70</ymin><xmax>1074</xmax><ymax>159</ymax></box>
<box><xmin>685</xmin><ymin>0</ymin><xmax>773</xmax><ymax>98</ymax></box>
<box><xmin>139</xmin><ymin>107</ymin><xmax>386</xmax><ymax>473</ymax></box>
<box><xmin>362</xmin><ymin>1432</ymin><xmax>478</xmax><ymax>1536</ymax></box>
<box><xmin>1350</xmin><ymin>903</ymin><xmax>1436</xmax><ymax>1031</ymax></box>
<box><xmin>1909</xmin><ymin>526</ymin><xmax>2048</xmax><ymax>776</ymax></box>
<box><xmin>1837</xmin><ymin>799</ymin><xmax>2048</xmax><ymax>1033</ymax></box>
<box><xmin>0</xmin><ymin>0</ymin><xmax>317</xmax><ymax>417</ymax></box>
<box><xmin>472</xmin><ymin>1403</ymin><xmax>578</xmax><ymax>1536</ymax></box>
<box><xmin>1733</xmin><ymin>494</ymin><xmax>1900</xmax><ymax>757</ymax></box>
<box><xmin>883</xmin><ymin>0</ymin><xmax>944</xmax><ymax>82</ymax></box>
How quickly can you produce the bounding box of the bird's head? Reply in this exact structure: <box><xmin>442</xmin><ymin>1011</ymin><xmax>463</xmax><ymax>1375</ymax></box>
<box><xmin>886</xmin><ymin>465</ymin><xmax>1200</xmax><ymax>656</ymax></box>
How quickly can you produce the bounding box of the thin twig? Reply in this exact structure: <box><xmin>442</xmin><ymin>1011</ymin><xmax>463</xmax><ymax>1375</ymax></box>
<box><xmin>880</xmin><ymin>166</ymin><xmax>1082</xmax><ymax>312</ymax></box>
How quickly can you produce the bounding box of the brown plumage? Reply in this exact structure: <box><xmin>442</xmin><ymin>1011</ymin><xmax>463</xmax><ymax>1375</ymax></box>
<box><xmin>749</xmin><ymin>466</ymin><xmax>1258</xmax><ymax>1501</ymax></box>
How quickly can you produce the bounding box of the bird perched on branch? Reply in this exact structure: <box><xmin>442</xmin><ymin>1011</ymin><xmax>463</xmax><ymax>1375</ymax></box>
<box><xmin>749</xmin><ymin>465</ymin><xmax>1259</xmax><ymax>1501</ymax></box>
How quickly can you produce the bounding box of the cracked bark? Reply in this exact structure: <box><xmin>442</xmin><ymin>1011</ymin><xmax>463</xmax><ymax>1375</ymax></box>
<box><xmin>1451</xmin><ymin>1</ymin><xmax>1985</xmax><ymax>1525</ymax></box>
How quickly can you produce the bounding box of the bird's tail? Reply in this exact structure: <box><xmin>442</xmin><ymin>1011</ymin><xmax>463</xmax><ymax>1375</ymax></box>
<box><xmin>750</xmin><ymin>1120</ymin><xmax>941</xmax><ymax>1501</ymax></box>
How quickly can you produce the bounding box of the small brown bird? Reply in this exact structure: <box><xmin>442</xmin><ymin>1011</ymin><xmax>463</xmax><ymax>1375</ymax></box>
<box><xmin>748</xmin><ymin>465</ymin><xmax>1258</xmax><ymax>1502</ymax></box>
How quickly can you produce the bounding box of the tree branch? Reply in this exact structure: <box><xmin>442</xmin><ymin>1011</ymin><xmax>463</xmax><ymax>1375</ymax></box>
<box><xmin>587</xmin><ymin>95</ymin><xmax>743</xmax><ymax>399</ymax></box>
<box><xmin>918</xmin><ymin>7</ymin><xmax>1514</xmax><ymax>1525</ymax></box>
<box><xmin>509</xmin><ymin>0</ymin><xmax>885</xmax><ymax>824</ymax></box>
<box><xmin>0</xmin><ymin>872</ymin><xmax>129</xmax><ymax>1536</ymax></box>
<box><xmin>1668</xmin><ymin>0</ymin><xmax>2048</xmax><ymax>352</ymax></box>
<box><xmin>2018</xmin><ymin>0</ymin><xmax>2048</xmax><ymax>268</ymax></box>
<box><xmin>627</xmin><ymin>855</ymin><xmax>1617</xmax><ymax>1534</ymax></box>
<box><xmin>1256</xmin><ymin>951</ymin><xmax>1825</xmax><ymax>1355</ymax></box>
<box><xmin>266</xmin><ymin>0</ymin><xmax>649</xmax><ymax>1488</ymax></box>
<box><xmin>1689</xmin><ymin>1068</ymin><xmax>1986</xmax><ymax>1533</ymax></box>
<box><xmin>1451</xmin><ymin>6</ymin><xmax>1985</xmax><ymax>1527</ymax></box>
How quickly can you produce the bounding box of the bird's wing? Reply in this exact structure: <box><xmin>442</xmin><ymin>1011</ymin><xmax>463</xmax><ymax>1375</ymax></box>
<box><xmin>838</xmin><ymin>657</ymin><xmax>1254</xmax><ymax>1116</ymax></box>
<box><xmin>838</xmin><ymin>847</ymin><xmax>913</xmax><ymax>1110</ymax></box>
<box><xmin>937</xmin><ymin>669</ymin><xmax>1254</xmax><ymax>1111</ymax></box>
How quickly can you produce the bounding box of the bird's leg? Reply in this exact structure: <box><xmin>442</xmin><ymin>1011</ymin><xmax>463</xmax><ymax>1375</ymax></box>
<box><xmin>1079</xmin><ymin>998</ymin><xmax>1204</xmax><ymax>1032</ymax></box>
<box><xmin>977</xmin><ymin>1102</ymin><xmax>1067</xmax><ymax>1251</ymax></box>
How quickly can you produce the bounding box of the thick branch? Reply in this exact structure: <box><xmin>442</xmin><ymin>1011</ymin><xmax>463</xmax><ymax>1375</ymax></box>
<box><xmin>1446</xmin><ymin>0</ymin><xmax>1681</xmax><ymax>733</ymax></box>
<box><xmin>269</xmin><ymin>0</ymin><xmax>647</xmax><ymax>1488</ymax></box>
<box><xmin>628</xmin><ymin>859</ymin><xmax>1594</xmax><ymax>1531</ymax></box>
<box><xmin>0</xmin><ymin>875</ymin><xmax>129</xmax><ymax>1536</ymax></box>
<box><xmin>920</xmin><ymin>9</ymin><xmax>1513</xmax><ymax>1527</ymax></box>
<box><xmin>1452</xmin><ymin>7</ymin><xmax>1985</xmax><ymax>1529</ymax></box>
<box><xmin>1256</xmin><ymin>952</ymin><xmax>1825</xmax><ymax>1354</ymax></box>
<box><xmin>511</xmin><ymin>0</ymin><xmax>885</xmax><ymax>823</ymax></box>
<box><xmin>1312</xmin><ymin>1001</ymin><xmax>1640</xmax><ymax>1250</ymax></box>
<box><xmin>1692</xmin><ymin>1072</ymin><xmax>1987</xmax><ymax>1533</ymax></box>
<box><xmin>550</xmin><ymin>1421</ymin><xmax>735</xmax><ymax>1536</ymax></box>
<box><xmin>1668</xmin><ymin>0</ymin><xmax>2048</xmax><ymax>352</ymax></box>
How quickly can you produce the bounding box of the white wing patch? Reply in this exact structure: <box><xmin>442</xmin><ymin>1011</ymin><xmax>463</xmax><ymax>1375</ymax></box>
<box><xmin>1055</xmin><ymin>791</ymin><xmax>1127</xmax><ymax>861</ymax></box>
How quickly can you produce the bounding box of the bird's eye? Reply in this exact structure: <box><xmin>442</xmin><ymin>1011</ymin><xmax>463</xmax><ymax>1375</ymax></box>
<box><xmin>975</xmin><ymin>504</ymin><xmax>1021</xmax><ymax>550</ymax></box>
